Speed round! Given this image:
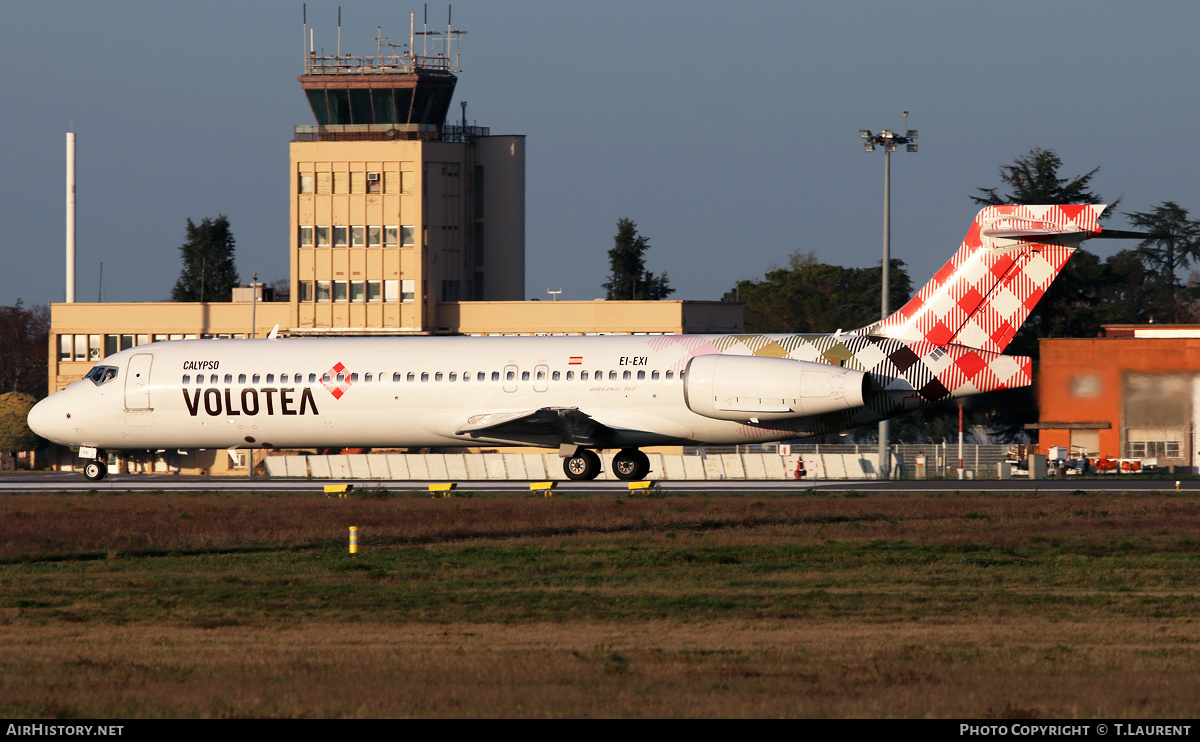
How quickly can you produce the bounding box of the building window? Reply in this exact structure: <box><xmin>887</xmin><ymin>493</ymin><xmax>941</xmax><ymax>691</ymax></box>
<box><xmin>298</xmin><ymin>281</ymin><xmax>313</xmax><ymax>302</ymax></box>
<box><xmin>332</xmin><ymin>281</ymin><xmax>348</xmax><ymax>302</ymax></box>
<box><xmin>351</xmin><ymin>226</ymin><xmax>365</xmax><ymax>248</ymax></box>
<box><xmin>333</xmin><ymin>226</ymin><xmax>348</xmax><ymax>248</ymax></box>
<box><xmin>315</xmin><ymin>226</ymin><xmax>330</xmax><ymax>247</ymax></box>
<box><xmin>316</xmin><ymin>172</ymin><xmax>331</xmax><ymax>195</ymax></box>
<box><xmin>384</xmin><ymin>171</ymin><xmax>400</xmax><ymax>194</ymax></box>
<box><xmin>367</xmin><ymin>173</ymin><xmax>382</xmax><ymax>194</ymax></box>
<box><xmin>350</xmin><ymin>281</ymin><xmax>365</xmax><ymax>302</ymax></box>
<box><xmin>299</xmin><ymin>226</ymin><xmax>313</xmax><ymax>248</ymax></box>
<box><xmin>401</xmin><ymin>226</ymin><xmax>416</xmax><ymax>247</ymax></box>
<box><xmin>59</xmin><ymin>335</ymin><xmax>71</xmax><ymax>362</ymax></box>
<box><xmin>367</xmin><ymin>226</ymin><xmax>382</xmax><ymax>247</ymax></box>
<box><xmin>367</xmin><ymin>281</ymin><xmax>382</xmax><ymax>302</ymax></box>
<box><xmin>384</xmin><ymin>226</ymin><xmax>399</xmax><ymax>248</ymax></box>
<box><xmin>299</xmin><ymin>174</ymin><xmax>314</xmax><ymax>194</ymax></box>
<box><xmin>316</xmin><ymin>281</ymin><xmax>331</xmax><ymax>302</ymax></box>
<box><xmin>333</xmin><ymin>171</ymin><xmax>348</xmax><ymax>194</ymax></box>
<box><xmin>401</xmin><ymin>279</ymin><xmax>415</xmax><ymax>302</ymax></box>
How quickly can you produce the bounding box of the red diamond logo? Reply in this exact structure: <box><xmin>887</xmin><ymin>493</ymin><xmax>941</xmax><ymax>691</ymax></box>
<box><xmin>323</xmin><ymin>362</ymin><xmax>352</xmax><ymax>399</ymax></box>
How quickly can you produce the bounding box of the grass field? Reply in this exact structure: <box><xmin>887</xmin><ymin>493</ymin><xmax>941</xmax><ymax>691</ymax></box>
<box><xmin>1</xmin><ymin>488</ymin><xmax>1199</xmax><ymax>717</ymax></box>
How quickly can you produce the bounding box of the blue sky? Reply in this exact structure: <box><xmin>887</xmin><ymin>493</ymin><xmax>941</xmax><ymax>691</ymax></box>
<box><xmin>3</xmin><ymin>1</ymin><xmax>1198</xmax><ymax>309</ymax></box>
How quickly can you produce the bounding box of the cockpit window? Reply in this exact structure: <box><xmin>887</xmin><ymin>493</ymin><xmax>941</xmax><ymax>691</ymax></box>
<box><xmin>85</xmin><ymin>365</ymin><xmax>118</xmax><ymax>386</ymax></box>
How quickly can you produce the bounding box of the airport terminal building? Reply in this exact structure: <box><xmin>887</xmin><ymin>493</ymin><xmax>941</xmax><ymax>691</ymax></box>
<box><xmin>45</xmin><ymin>28</ymin><xmax>741</xmax><ymax>475</ymax></box>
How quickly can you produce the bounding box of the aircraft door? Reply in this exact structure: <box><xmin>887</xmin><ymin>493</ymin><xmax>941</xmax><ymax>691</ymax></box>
<box><xmin>534</xmin><ymin>364</ymin><xmax>549</xmax><ymax>393</ymax></box>
<box><xmin>124</xmin><ymin>353</ymin><xmax>153</xmax><ymax>410</ymax></box>
<box><xmin>503</xmin><ymin>364</ymin><xmax>518</xmax><ymax>393</ymax></box>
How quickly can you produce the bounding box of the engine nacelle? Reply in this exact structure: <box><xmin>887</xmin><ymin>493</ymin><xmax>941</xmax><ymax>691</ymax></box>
<box><xmin>683</xmin><ymin>354</ymin><xmax>867</xmax><ymax>422</ymax></box>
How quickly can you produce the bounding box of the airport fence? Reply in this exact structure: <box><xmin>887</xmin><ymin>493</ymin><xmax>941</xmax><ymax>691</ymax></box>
<box><xmin>262</xmin><ymin>444</ymin><xmax>1015</xmax><ymax>481</ymax></box>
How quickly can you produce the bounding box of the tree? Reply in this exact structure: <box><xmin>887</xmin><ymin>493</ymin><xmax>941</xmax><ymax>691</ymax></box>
<box><xmin>0</xmin><ymin>301</ymin><xmax>49</xmax><ymax>398</ymax></box>
<box><xmin>1124</xmin><ymin>201</ymin><xmax>1200</xmax><ymax>323</ymax></box>
<box><xmin>725</xmin><ymin>251</ymin><xmax>911</xmax><ymax>334</ymax></box>
<box><xmin>603</xmin><ymin>219</ymin><xmax>674</xmax><ymax>300</ymax></box>
<box><xmin>0</xmin><ymin>392</ymin><xmax>43</xmax><ymax>454</ymax></box>
<box><xmin>972</xmin><ymin>146</ymin><xmax>1111</xmax><ymax>209</ymax></box>
<box><xmin>171</xmin><ymin>215</ymin><xmax>239</xmax><ymax>302</ymax></box>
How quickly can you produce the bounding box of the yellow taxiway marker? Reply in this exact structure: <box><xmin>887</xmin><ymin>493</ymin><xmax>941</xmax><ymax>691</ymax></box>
<box><xmin>429</xmin><ymin>482</ymin><xmax>457</xmax><ymax>496</ymax></box>
<box><xmin>324</xmin><ymin>484</ymin><xmax>352</xmax><ymax>497</ymax></box>
<box><xmin>530</xmin><ymin>481</ymin><xmax>556</xmax><ymax>496</ymax></box>
<box><xmin>627</xmin><ymin>481</ymin><xmax>654</xmax><ymax>490</ymax></box>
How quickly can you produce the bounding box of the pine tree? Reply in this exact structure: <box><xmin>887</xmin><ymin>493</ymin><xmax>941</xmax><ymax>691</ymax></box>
<box><xmin>171</xmin><ymin>216</ymin><xmax>239</xmax><ymax>302</ymax></box>
<box><xmin>602</xmin><ymin>218</ymin><xmax>674</xmax><ymax>300</ymax></box>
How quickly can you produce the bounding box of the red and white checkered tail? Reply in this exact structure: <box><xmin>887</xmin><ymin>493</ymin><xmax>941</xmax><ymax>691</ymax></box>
<box><xmin>863</xmin><ymin>204</ymin><xmax>1105</xmax><ymax>353</ymax></box>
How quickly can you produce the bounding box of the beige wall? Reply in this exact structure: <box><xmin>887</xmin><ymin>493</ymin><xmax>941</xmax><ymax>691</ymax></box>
<box><xmin>289</xmin><ymin>135</ymin><xmax>525</xmax><ymax>333</ymax></box>
<box><xmin>48</xmin><ymin>301</ymin><xmax>291</xmax><ymax>393</ymax></box>
<box><xmin>437</xmin><ymin>300</ymin><xmax>743</xmax><ymax>335</ymax></box>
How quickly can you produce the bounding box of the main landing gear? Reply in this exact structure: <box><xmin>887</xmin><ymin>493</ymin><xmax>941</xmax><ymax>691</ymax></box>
<box><xmin>562</xmin><ymin>448</ymin><xmax>651</xmax><ymax>482</ymax></box>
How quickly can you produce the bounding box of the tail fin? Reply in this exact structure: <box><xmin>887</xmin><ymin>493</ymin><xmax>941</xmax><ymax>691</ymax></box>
<box><xmin>859</xmin><ymin>204</ymin><xmax>1105</xmax><ymax>353</ymax></box>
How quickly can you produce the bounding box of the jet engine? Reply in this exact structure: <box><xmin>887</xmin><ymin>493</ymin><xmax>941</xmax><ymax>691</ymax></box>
<box><xmin>683</xmin><ymin>354</ymin><xmax>867</xmax><ymax>422</ymax></box>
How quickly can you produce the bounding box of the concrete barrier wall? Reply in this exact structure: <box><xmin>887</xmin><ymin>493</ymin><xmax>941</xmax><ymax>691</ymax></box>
<box><xmin>264</xmin><ymin>452</ymin><xmax>894</xmax><ymax>480</ymax></box>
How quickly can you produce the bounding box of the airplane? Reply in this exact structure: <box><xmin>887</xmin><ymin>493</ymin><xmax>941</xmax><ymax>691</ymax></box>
<box><xmin>29</xmin><ymin>204</ymin><xmax>1107</xmax><ymax>482</ymax></box>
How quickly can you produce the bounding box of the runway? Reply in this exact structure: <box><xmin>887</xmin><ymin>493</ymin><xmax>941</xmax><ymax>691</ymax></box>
<box><xmin>0</xmin><ymin>472</ymin><xmax>1192</xmax><ymax>494</ymax></box>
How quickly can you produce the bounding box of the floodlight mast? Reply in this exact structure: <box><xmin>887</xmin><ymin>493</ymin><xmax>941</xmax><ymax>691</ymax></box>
<box><xmin>859</xmin><ymin>119</ymin><xmax>917</xmax><ymax>479</ymax></box>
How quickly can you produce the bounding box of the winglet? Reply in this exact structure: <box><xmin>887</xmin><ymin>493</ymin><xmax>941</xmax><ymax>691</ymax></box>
<box><xmin>267</xmin><ymin>324</ymin><xmax>280</xmax><ymax>339</ymax></box>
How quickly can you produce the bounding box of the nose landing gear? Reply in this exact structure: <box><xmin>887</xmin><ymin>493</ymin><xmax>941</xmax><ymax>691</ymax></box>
<box><xmin>83</xmin><ymin>459</ymin><xmax>108</xmax><ymax>481</ymax></box>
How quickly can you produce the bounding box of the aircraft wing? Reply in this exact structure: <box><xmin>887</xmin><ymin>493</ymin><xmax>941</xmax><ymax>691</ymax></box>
<box><xmin>455</xmin><ymin>406</ymin><xmax>607</xmax><ymax>447</ymax></box>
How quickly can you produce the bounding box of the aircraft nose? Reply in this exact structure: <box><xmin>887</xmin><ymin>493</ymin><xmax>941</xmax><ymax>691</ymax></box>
<box><xmin>27</xmin><ymin>394</ymin><xmax>70</xmax><ymax>445</ymax></box>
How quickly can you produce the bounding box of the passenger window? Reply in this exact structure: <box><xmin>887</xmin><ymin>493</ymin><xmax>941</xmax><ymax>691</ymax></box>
<box><xmin>552</xmin><ymin>371</ymin><xmax>560</xmax><ymax>381</ymax></box>
<box><xmin>581</xmin><ymin>371</ymin><xmax>589</xmax><ymax>381</ymax></box>
<box><xmin>491</xmin><ymin>372</ymin><xmax>500</xmax><ymax>381</ymax></box>
<box><xmin>238</xmin><ymin>374</ymin><xmax>247</xmax><ymax>384</ymax></box>
<box><xmin>336</xmin><ymin>373</ymin><xmax>345</xmax><ymax>382</ymax></box>
<box><xmin>637</xmin><ymin>371</ymin><xmax>645</xmax><ymax>380</ymax></box>
<box><xmin>435</xmin><ymin>372</ymin><xmax>443</xmax><ymax>382</ymax></box>
<box><xmin>623</xmin><ymin>371</ymin><xmax>631</xmax><ymax>380</ymax></box>
<box><xmin>322</xmin><ymin>374</ymin><xmax>332</xmax><ymax>383</ymax></box>
<box><xmin>421</xmin><ymin>373</ymin><xmax>429</xmax><ymax>382</ymax></box>
<box><xmin>350</xmin><ymin>373</ymin><xmax>358</xmax><ymax>382</ymax></box>
<box><xmin>182</xmin><ymin>374</ymin><xmax>191</xmax><ymax>385</ymax></box>
<box><xmin>566</xmin><ymin>371</ymin><xmax>574</xmax><ymax>381</ymax></box>
<box><xmin>536</xmin><ymin>371</ymin><xmax>545</xmax><ymax>381</ymax></box>
<box><xmin>364</xmin><ymin>373</ymin><xmax>372</xmax><ymax>382</ymax></box>
<box><xmin>477</xmin><ymin>372</ymin><xmax>486</xmax><ymax>382</ymax></box>
<box><xmin>666</xmin><ymin>371</ymin><xmax>674</xmax><ymax>380</ymax></box>
<box><xmin>521</xmin><ymin>371</ymin><xmax>530</xmax><ymax>381</ymax></box>
<box><xmin>225</xmin><ymin>374</ymin><xmax>233</xmax><ymax>384</ymax></box>
<box><xmin>506</xmin><ymin>371</ymin><xmax>515</xmax><ymax>381</ymax></box>
<box><xmin>252</xmin><ymin>374</ymin><xmax>261</xmax><ymax>384</ymax></box>
<box><xmin>609</xmin><ymin>371</ymin><xmax>617</xmax><ymax>380</ymax></box>
<box><xmin>449</xmin><ymin>372</ymin><xmax>457</xmax><ymax>382</ymax></box>
<box><xmin>393</xmin><ymin>373</ymin><xmax>403</xmax><ymax>382</ymax></box>
<box><xmin>407</xmin><ymin>372</ymin><xmax>415</xmax><ymax>382</ymax></box>
<box><xmin>266</xmin><ymin>374</ymin><xmax>275</xmax><ymax>383</ymax></box>
<box><xmin>652</xmin><ymin>371</ymin><xmax>660</xmax><ymax>380</ymax></box>
<box><xmin>309</xmin><ymin>373</ymin><xmax>317</xmax><ymax>383</ymax></box>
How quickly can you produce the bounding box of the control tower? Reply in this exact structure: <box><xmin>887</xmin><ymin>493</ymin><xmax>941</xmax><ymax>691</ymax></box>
<box><xmin>297</xmin><ymin>19</ymin><xmax>460</xmax><ymax>140</ymax></box>
<box><xmin>289</xmin><ymin>14</ymin><xmax>525</xmax><ymax>334</ymax></box>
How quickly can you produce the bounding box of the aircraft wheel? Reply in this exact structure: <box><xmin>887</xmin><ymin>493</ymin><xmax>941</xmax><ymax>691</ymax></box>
<box><xmin>612</xmin><ymin>449</ymin><xmax>650</xmax><ymax>481</ymax></box>
<box><xmin>563</xmin><ymin>449</ymin><xmax>602</xmax><ymax>481</ymax></box>
<box><xmin>83</xmin><ymin>460</ymin><xmax>107</xmax><ymax>482</ymax></box>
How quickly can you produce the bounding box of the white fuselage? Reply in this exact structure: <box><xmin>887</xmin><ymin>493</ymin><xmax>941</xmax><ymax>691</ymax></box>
<box><xmin>29</xmin><ymin>335</ymin><xmax>871</xmax><ymax>453</ymax></box>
